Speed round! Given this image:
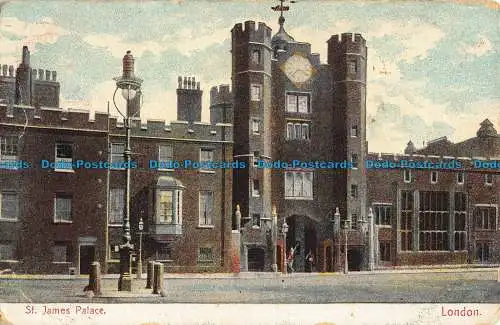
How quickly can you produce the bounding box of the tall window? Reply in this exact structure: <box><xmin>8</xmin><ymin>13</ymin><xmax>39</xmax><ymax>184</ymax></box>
<box><xmin>351</xmin><ymin>214</ymin><xmax>358</xmax><ymax>230</ymax></box>
<box><xmin>0</xmin><ymin>241</ymin><xmax>15</xmax><ymax>260</ymax></box>
<box><xmin>351</xmin><ymin>125</ymin><xmax>358</xmax><ymax>137</ymax></box>
<box><xmin>286</xmin><ymin>122</ymin><xmax>310</xmax><ymax>140</ymax></box>
<box><xmin>0</xmin><ymin>136</ymin><xmax>18</xmax><ymax>161</ymax></box>
<box><xmin>250</xmin><ymin>84</ymin><xmax>262</xmax><ymax>101</ymax></box>
<box><xmin>251</xmin><ymin>50</ymin><xmax>261</xmax><ymax>65</ymax></box>
<box><xmin>110</xmin><ymin>143</ymin><xmax>125</xmax><ymax>165</ymax></box>
<box><xmin>285</xmin><ymin>171</ymin><xmax>313</xmax><ymax>199</ymax></box>
<box><xmin>374</xmin><ymin>204</ymin><xmax>391</xmax><ymax>226</ymax></box>
<box><xmin>158</xmin><ymin>144</ymin><xmax>173</xmax><ymax>162</ymax></box>
<box><xmin>485</xmin><ymin>174</ymin><xmax>493</xmax><ymax>185</ymax></box>
<box><xmin>252</xmin><ymin>119</ymin><xmax>260</xmax><ymax>135</ymax></box>
<box><xmin>457</xmin><ymin>172</ymin><xmax>464</xmax><ymax>185</ymax></box>
<box><xmin>418</xmin><ymin>191</ymin><xmax>449</xmax><ymax>251</ymax></box>
<box><xmin>252</xmin><ymin>179</ymin><xmax>260</xmax><ymax>197</ymax></box>
<box><xmin>400</xmin><ymin>191</ymin><xmax>413</xmax><ymax>251</ymax></box>
<box><xmin>199</xmin><ymin>191</ymin><xmax>213</xmax><ymax>226</ymax></box>
<box><xmin>54</xmin><ymin>195</ymin><xmax>72</xmax><ymax>223</ymax></box>
<box><xmin>430</xmin><ymin>171</ymin><xmax>438</xmax><ymax>184</ymax></box>
<box><xmin>0</xmin><ymin>192</ymin><xmax>18</xmax><ymax>221</ymax></box>
<box><xmin>454</xmin><ymin>192</ymin><xmax>467</xmax><ymax>251</ymax></box>
<box><xmin>109</xmin><ymin>188</ymin><xmax>124</xmax><ymax>224</ymax></box>
<box><xmin>158</xmin><ymin>191</ymin><xmax>174</xmax><ymax>223</ymax></box>
<box><xmin>474</xmin><ymin>206</ymin><xmax>497</xmax><ymax>230</ymax></box>
<box><xmin>476</xmin><ymin>242</ymin><xmax>490</xmax><ymax>262</ymax></box>
<box><xmin>403</xmin><ymin>169</ymin><xmax>412</xmax><ymax>183</ymax></box>
<box><xmin>55</xmin><ymin>143</ymin><xmax>73</xmax><ymax>170</ymax></box>
<box><xmin>52</xmin><ymin>241</ymin><xmax>71</xmax><ymax>262</ymax></box>
<box><xmin>286</xmin><ymin>93</ymin><xmax>310</xmax><ymax>113</ymax></box>
<box><xmin>379</xmin><ymin>242</ymin><xmax>391</xmax><ymax>262</ymax></box>
<box><xmin>350</xmin><ymin>184</ymin><xmax>358</xmax><ymax>198</ymax></box>
<box><xmin>252</xmin><ymin>214</ymin><xmax>261</xmax><ymax>228</ymax></box>
<box><xmin>351</xmin><ymin>154</ymin><xmax>358</xmax><ymax>169</ymax></box>
<box><xmin>200</xmin><ymin>148</ymin><xmax>214</xmax><ymax>163</ymax></box>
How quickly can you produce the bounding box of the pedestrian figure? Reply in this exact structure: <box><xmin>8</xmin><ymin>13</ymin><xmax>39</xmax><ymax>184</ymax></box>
<box><xmin>286</xmin><ymin>246</ymin><xmax>296</xmax><ymax>273</ymax></box>
<box><xmin>305</xmin><ymin>249</ymin><xmax>315</xmax><ymax>273</ymax></box>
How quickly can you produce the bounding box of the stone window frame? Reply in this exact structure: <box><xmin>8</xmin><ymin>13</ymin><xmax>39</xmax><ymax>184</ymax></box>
<box><xmin>0</xmin><ymin>191</ymin><xmax>19</xmax><ymax>221</ymax></box>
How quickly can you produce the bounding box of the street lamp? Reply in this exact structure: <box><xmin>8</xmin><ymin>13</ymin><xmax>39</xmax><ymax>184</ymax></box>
<box><xmin>343</xmin><ymin>215</ymin><xmax>351</xmax><ymax>274</ymax></box>
<box><xmin>282</xmin><ymin>219</ymin><xmax>289</xmax><ymax>275</ymax></box>
<box><xmin>136</xmin><ymin>217</ymin><xmax>144</xmax><ymax>279</ymax></box>
<box><xmin>368</xmin><ymin>208</ymin><xmax>375</xmax><ymax>271</ymax></box>
<box><xmin>113</xmin><ymin>50</ymin><xmax>143</xmax><ymax>291</ymax></box>
<box><xmin>271</xmin><ymin>205</ymin><xmax>278</xmax><ymax>272</ymax></box>
<box><xmin>334</xmin><ymin>207</ymin><xmax>340</xmax><ymax>272</ymax></box>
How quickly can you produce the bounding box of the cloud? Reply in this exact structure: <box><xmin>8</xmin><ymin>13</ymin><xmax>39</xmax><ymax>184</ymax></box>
<box><xmin>82</xmin><ymin>34</ymin><xmax>167</xmax><ymax>58</ymax></box>
<box><xmin>366</xmin><ymin>20</ymin><xmax>445</xmax><ymax>63</ymax></box>
<box><xmin>0</xmin><ymin>17</ymin><xmax>69</xmax><ymax>62</ymax></box>
<box><xmin>460</xmin><ymin>36</ymin><xmax>494</xmax><ymax>57</ymax></box>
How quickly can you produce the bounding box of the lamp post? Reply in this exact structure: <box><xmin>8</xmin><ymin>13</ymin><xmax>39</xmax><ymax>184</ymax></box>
<box><xmin>113</xmin><ymin>50</ymin><xmax>143</xmax><ymax>291</ymax></box>
<box><xmin>136</xmin><ymin>217</ymin><xmax>144</xmax><ymax>279</ymax></box>
<box><xmin>271</xmin><ymin>205</ymin><xmax>278</xmax><ymax>272</ymax></box>
<box><xmin>368</xmin><ymin>208</ymin><xmax>375</xmax><ymax>271</ymax></box>
<box><xmin>282</xmin><ymin>219</ymin><xmax>289</xmax><ymax>275</ymax></box>
<box><xmin>334</xmin><ymin>207</ymin><xmax>340</xmax><ymax>272</ymax></box>
<box><xmin>343</xmin><ymin>215</ymin><xmax>351</xmax><ymax>274</ymax></box>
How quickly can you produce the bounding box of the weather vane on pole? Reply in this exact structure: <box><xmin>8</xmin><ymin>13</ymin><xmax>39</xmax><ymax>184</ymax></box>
<box><xmin>271</xmin><ymin>0</ymin><xmax>296</xmax><ymax>25</ymax></box>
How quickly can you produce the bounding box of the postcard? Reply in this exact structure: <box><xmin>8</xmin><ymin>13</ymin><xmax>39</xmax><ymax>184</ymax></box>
<box><xmin>0</xmin><ymin>0</ymin><xmax>499</xmax><ymax>324</ymax></box>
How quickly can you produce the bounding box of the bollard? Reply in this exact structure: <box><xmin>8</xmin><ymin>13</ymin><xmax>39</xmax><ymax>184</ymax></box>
<box><xmin>497</xmin><ymin>267</ymin><xmax>500</xmax><ymax>283</ymax></box>
<box><xmin>146</xmin><ymin>261</ymin><xmax>154</xmax><ymax>289</ymax></box>
<box><xmin>152</xmin><ymin>262</ymin><xmax>164</xmax><ymax>294</ymax></box>
<box><xmin>88</xmin><ymin>261</ymin><xmax>102</xmax><ymax>296</ymax></box>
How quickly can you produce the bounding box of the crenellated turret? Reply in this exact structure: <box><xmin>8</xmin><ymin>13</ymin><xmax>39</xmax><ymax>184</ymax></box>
<box><xmin>209</xmin><ymin>84</ymin><xmax>232</xmax><ymax>124</ymax></box>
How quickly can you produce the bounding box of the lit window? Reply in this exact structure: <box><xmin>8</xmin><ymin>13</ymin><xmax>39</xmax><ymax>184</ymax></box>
<box><xmin>0</xmin><ymin>192</ymin><xmax>18</xmax><ymax>221</ymax></box>
<box><xmin>54</xmin><ymin>195</ymin><xmax>72</xmax><ymax>223</ymax></box>
<box><xmin>199</xmin><ymin>191</ymin><xmax>213</xmax><ymax>226</ymax></box>
<box><xmin>431</xmin><ymin>171</ymin><xmax>438</xmax><ymax>184</ymax></box>
<box><xmin>109</xmin><ymin>188</ymin><xmax>124</xmax><ymax>224</ymax></box>
<box><xmin>155</xmin><ymin>177</ymin><xmax>183</xmax><ymax>231</ymax></box>
<box><xmin>158</xmin><ymin>191</ymin><xmax>174</xmax><ymax>224</ymax></box>
<box><xmin>55</xmin><ymin>143</ymin><xmax>73</xmax><ymax>170</ymax></box>
<box><xmin>200</xmin><ymin>148</ymin><xmax>214</xmax><ymax>163</ymax></box>
<box><xmin>250</xmin><ymin>84</ymin><xmax>261</xmax><ymax>101</ymax></box>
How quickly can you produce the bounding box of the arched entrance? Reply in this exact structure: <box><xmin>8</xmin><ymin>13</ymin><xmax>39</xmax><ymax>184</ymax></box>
<box><xmin>247</xmin><ymin>247</ymin><xmax>265</xmax><ymax>271</ymax></box>
<box><xmin>285</xmin><ymin>215</ymin><xmax>319</xmax><ymax>272</ymax></box>
<box><xmin>348</xmin><ymin>247</ymin><xmax>362</xmax><ymax>271</ymax></box>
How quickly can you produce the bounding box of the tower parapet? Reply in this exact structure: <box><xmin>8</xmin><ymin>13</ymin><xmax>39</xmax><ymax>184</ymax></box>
<box><xmin>231</xmin><ymin>21</ymin><xmax>272</xmax><ymax>45</ymax></box>
<box><xmin>210</xmin><ymin>85</ymin><xmax>233</xmax><ymax>124</ymax></box>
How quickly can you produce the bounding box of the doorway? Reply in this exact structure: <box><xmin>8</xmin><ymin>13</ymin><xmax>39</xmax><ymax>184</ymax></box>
<box><xmin>247</xmin><ymin>247</ymin><xmax>265</xmax><ymax>271</ymax></box>
<box><xmin>348</xmin><ymin>247</ymin><xmax>362</xmax><ymax>271</ymax></box>
<box><xmin>79</xmin><ymin>245</ymin><xmax>95</xmax><ymax>275</ymax></box>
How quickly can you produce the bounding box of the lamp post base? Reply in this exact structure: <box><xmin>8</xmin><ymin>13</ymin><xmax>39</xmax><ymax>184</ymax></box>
<box><xmin>136</xmin><ymin>260</ymin><xmax>142</xmax><ymax>279</ymax></box>
<box><xmin>118</xmin><ymin>273</ymin><xmax>132</xmax><ymax>291</ymax></box>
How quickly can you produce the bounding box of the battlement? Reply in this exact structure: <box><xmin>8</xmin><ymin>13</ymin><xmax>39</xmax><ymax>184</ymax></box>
<box><xmin>31</xmin><ymin>69</ymin><xmax>57</xmax><ymax>82</ymax></box>
<box><xmin>367</xmin><ymin>152</ymin><xmax>500</xmax><ymax>165</ymax></box>
<box><xmin>210</xmin><ymin>84</ymin><xmax>231</xmax><ymax>106</ymax></box>
<box><xmin>328</xmin><ymin>33</ymin><xmax>366</xmax><ymax>45</ymax></box>
<box><xmin>0</xmin><ymin>104</ymin><xmax>233</xmax><ymax>142</ymax></box>
<box><xmin>177</xmin><ymin>76</ymin><xmax>200</xmax><ymax>90</ymax></box>
<box><xmin>231</xmin><ymin>21</ymin><xmax>272</xmax><ymax>43</ymax></box>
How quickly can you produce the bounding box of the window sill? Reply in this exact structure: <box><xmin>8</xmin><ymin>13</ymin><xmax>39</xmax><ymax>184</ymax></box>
<box><xmin>158</xmin><ymin>169</ymin><xmax>175</xmax><ymax>172</ymax></box>
<box><xmin>376</xmin><ymin>225</ymin><xmax>392</xmax><ymax>228</ymax></box>
<box><xmin>0</xmin><ymin>218</ymin><xmax>18</xmax><ymax>222</ymax></box>
<box><xmin>197</xmin><ymin>225</ymin><xmax>215</xmax><ymax>229</ymax></box>
<box><xmin>198</xmin><ymin>170</ymin><xmax>216</xmax><ymax>174</ymax></box>
<box><xmin>156</xmin><ymin>259</ymin><xmax>174</xmax><ymax>263</ymax></box>
<box><xmin>110</xmin><ymin>167</ymin><xmax>126</xmax><ymax>171</ymax></box>
<box><xmin>108</xmin><ymin>224</ymin><xmax>123</xmax><ymax>227</ymax></box>
<box><xmin>53</xmin><ymin>221</ymin><xmax>73</xmax><ymax>224</ymax></box>
<box><xmin>284</xmin><ymin>197</ymin><xmax>313</xmax><ymax>200</ymax></box>
<box><xmin>52</xmin><ymin>261</ymin><xmax>71</xmax><ymax>264</ymax></box>
<box><xmin>0</xmin><ymin>260</ymin><xmax>19</xmax><ymax>263</ymax></box>
<box><xmin>251</xmin><ymin>225</ymin><xmax>260</xmax><ymax>229</ymax></box>
<box><xmin>54</xmin><ymin>169</ymin><xmax>75</xmax><ymax>173</ymax></box>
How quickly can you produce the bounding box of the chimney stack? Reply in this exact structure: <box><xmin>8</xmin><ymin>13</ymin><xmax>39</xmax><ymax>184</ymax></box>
<box><xmin>176</xmin><ymin>75</ymin><xmax>203</xmax><ymax>122</ymax></box>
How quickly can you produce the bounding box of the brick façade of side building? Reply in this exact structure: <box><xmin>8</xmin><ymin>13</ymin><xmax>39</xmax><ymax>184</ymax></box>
<box><xmin>0</xmin><ymin>47</ymin><xmax>233</xmax><ymax>274</ymax></box>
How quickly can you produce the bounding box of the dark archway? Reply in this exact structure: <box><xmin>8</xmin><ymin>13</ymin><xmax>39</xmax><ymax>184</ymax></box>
<box><xmin>248</xmin><ymin>247</ymin><xmax>265</xmax><ymax>271</ymax></box>
<box><xmin>348</xmin><ymin>247</ymin><xmax>362</xmax><ymax>271</ymax></box>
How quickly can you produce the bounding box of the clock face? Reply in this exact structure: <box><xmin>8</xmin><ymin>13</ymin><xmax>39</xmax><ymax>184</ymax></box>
<box><xmin>281</xmin><ymin>54</ymin><xmax>314</xmax><ymax>85</ymax></box>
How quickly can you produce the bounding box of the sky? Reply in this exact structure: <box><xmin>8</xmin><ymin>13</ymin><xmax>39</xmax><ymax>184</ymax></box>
<box><xmin>0</xmin><ymin>0</ymin><xmax>498</xmax><ymax>153</ymax></box>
